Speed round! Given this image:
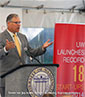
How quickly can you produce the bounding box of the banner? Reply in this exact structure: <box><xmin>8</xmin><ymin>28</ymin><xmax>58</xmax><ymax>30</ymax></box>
<box><xmin>53</xmin><ymin>23</ymin><xmax>85</xmax><ymax>97</ymax></box>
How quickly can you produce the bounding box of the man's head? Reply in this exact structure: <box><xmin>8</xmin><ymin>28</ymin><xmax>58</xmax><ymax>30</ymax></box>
<box><xmin>6</xmin><ymin>14</ymin><xmax>21</xmax><ymax>33</ymax></box>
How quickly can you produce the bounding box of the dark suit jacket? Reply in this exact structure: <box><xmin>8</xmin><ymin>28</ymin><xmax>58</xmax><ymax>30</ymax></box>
<box><xmin>0</xmin><ymin>30</ymin><xmax>46</xmax><ymax>77</ymax></box>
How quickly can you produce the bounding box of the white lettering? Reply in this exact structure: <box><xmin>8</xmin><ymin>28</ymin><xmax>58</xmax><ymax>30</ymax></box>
<box><xmin>63</xmin><ymin>57</ymin><xmax>85</xmax><ymax>63</ymax></box>
<box><xmin>76</xmin><ymin>42</ymin><xmax>85</xmax><ymax>48</ymax></box>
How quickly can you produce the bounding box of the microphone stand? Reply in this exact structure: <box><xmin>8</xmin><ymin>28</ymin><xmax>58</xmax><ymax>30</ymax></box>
<box><xmin>30</xmin><ymin>54</ymin><xmax>42</xmax><ymax>65</ymax></box>
<box><xmin>24</xmin><ymin>48</ymin><xmax>42</xmax><ymax>65</ymax></box>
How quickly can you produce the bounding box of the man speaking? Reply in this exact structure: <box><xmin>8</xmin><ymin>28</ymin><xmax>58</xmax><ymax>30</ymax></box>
<box><xmin>0</xmin><ymin>14</ymin><xmax>53</xmax><ymax>97</ymax></box>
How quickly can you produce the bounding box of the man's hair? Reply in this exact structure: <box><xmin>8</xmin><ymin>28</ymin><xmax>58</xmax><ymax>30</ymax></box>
<box><xmin>6</xmin><ymin>14</ymin><xmax>19</xmax><ymax>23</ymax></box>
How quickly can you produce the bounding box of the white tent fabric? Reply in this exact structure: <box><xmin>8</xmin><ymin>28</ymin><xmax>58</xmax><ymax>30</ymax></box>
<box><xmin>0</xmin><ymin>0</ymin><xmax>84</xmax><ymax>10</ymax></box>
<box><xmin>0</xmin><ymin>8</ymin><xmax>85</xmax><ymax>29</ymax></box>
<box><xmin>22</xmin><ymin>9</ymin><xmax>85</xmax><ymax>28</ymax></box>
<box><xmin>0</xmin><ymin>0</ymin><xmax>85</xmax><ymax>29</ymax></box>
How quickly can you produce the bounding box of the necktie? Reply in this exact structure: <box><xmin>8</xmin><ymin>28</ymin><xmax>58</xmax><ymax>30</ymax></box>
<box><xmin>14</xmin><ymin>34</ymin><xmax>21</xmax><ymax>57</ymax></box>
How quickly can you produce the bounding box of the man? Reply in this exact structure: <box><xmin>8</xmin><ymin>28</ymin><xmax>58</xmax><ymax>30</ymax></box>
<box><xmin>0</xmin><ymin>14</ymin><xmax>53</xmax><ymax>97</ymax></box>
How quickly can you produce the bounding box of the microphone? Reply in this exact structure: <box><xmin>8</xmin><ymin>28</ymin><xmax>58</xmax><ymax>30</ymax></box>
<box><xmin>24</xmin><ymin>47</ymin><xmax>42</xmax><ymax>64</ymax></box>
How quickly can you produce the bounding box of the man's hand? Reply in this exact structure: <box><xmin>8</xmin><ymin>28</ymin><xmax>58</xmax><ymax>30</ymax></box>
<box><xmin>5</xmin><ymin>39</ymin><xmax>15</xmax><ymax>51</ymax></box>
<box><xmin>42</xmin><ymin>39</ymin><xmax>54</xmax><ymax>49</ymax></box>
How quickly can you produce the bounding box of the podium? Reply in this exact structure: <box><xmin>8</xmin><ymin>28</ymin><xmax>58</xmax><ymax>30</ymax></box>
<box><xmin>1</xmin><ymin>64</ymin><xmax>59</xmax><ymax>97</ymax></box>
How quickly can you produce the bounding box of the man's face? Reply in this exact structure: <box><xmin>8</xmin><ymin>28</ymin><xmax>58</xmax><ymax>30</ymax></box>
<box><xmin>7</xmin><ymin>16</ymin><xmax>21</xmax><ymax>33</ymax></box>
